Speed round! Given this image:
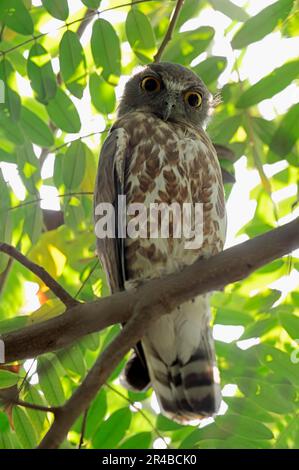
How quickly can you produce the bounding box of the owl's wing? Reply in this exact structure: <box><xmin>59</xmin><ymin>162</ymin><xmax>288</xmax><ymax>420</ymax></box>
<box><xmin>94</xmin><ymin>127</ymin><xmax>129</xmax><ymax>293</ymax></box>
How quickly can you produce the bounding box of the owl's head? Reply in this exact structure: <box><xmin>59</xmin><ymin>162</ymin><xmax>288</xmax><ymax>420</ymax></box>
<box><xmin>117</xmin><ymin>62</ymin><xmax>218</xmax><ymax>128</ymax></box>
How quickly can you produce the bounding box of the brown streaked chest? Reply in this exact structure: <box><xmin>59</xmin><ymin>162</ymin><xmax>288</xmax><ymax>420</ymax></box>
<box><xmin>115</xmin><ymin>112</ymin><xmax>217</xmax><ymax>206</ymax></box>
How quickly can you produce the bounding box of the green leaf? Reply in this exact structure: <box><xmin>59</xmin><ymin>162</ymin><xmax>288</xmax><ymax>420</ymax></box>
<box><xmin>258</xmin><ymin>344</ymin><xmax>299</xmax><ymax>387</ymax></box>
<box><xmin>237</xmin><ymin>377</ymin><xmax>296</xmax><ymax>414</ymax></box>
<box><xmin>163</xmin><ymin>26</ymin><xmax>215</xmax><ymax>65</ymax></box>
<box><xmin>0</xmin><ymin>0</ymin><xmax>34</xmax><ymax>35</ymax></box>
<box><xmin>280</xmin><ymin>312</ymin><xmax>299</xmax><ymax>339</ymax></box>
<box><xmin>210</xmin><ymin>0</ymin><xmax>249</xmax><ymax>22</ymax></box>
<box><xmin>216</xmin><ymin>413</ymin><xmax>273</xmax><ymax>440</ymax></box>
<box><xmin>37</xmin><ymin>356</ymin><xmax>65</xmax><ymax>406</ymax></box>
<box><xmin>0</xmin><ymin>81</ymin><xmax>21</xmax><ymax>121</ymax></box>
<box><xmin>269</xmin><ymin>103</ymin><xmax>299</xmax><ymax>157</ymax></box>
<box><xmin>27</xmin><ymin>43</ymin><xmax>57</xmax><ymax>104</ymax></box>
<box><xmin>81</xmin><ymin>0</ymin><xmax>101</xmax><ymax>7</ymax></box>
<box><xmin>80</xmin><ymin>332</ymin><xmax>100</xmax><ymax>351</ymax></box>
<box><xmin>237</xmin><ymin>60</ymin><xmax>299</xmax><ymax>108</ymax></box>
<box><xmin>92</xmin><ymin>408</ymin><xmax>131</xmax><ymax>448</ymax></box>
<box><xmin>244</xmin><ymin>288</ymin><xmax>281</xmax><ymax>312</ymax></box>
<box><xmin>91</xmin><ymin>19</ymin><xmax>121</xmax><ymax>84</ymax></box>
<box><xmin>13</xmin><ymin>407</ymin><xmax>37</xmax><ymax>448</ymax></box>
<box><xmin>20</xmin><ymin>106</ymin><xmax>54</xmax><ymax>147</ymax></box>
<box><xmin>16</xmin><ymin>140</ymin><xmax>41</xmax><ymax>195</ymax></box>
<box><xmin>23</xmin><ymin>203</ymin><xmax>43</xmax><ymax>245</ymax></box>
<box><xmin>62</xmin><ymin>140</ymin><xmax>86</xmax><ymax>190</ymax></box>
<box><xmin>56</xmin><ymin>344</ymin><xmax>86</xmax><ymax>377</ymax></box>
<box><xmin>208</xmin><ymin>115</ymin><xmax>241</xmax><ymax>144</ymax></box>
<box><xmin>0</xmin><ymin>413</ymin><xmax>9</xmax><ymax>432</ymax></box>
<box><xmin>46</xmin><ymin>88</ymin><xmax>81</xmax><ymax>133</ymax></box>
<box><xmin>0</xmin><ymin>111</ymin><xmax>24</xmax><ymax>144</ymax></box>
<box><xmin>85</xmin><ymin>390</ymin><xmax>107</xmax><ymax>439</ymax></box>
<box><xmin>241</xmin><ymin>316</ymin><xmax>278</xmax><ymax>340</ymax></box>
<box><xmin>156</xmin><ymin>414</ymin><xmax>185</xmax><ymax>431</ymax></box>
<box><xmin>276</xmin><ymin>417</ymin><xmax>299</xmax><ymax>449</ymax></box>
<box><xmin>0</xmin><ymin>172</ymin><xmax>13</xmax><ymax>271</ymax></box>
<box><xmin>126</xmin><ymin>8</ymin><xmax>156</xmax><ymax>61</ymax></box>
<box><xmin>0</xmin><ymin>59</ymin><xmax>21</xmax><ymax>121</ymax></box>
<box><xmin>41</xmin><ymin>0</ymin><xmax>69</xmax><ymax>20</ymax></box>
<box><xmin>176</xmin><ymin>0</ymin><xmax>203</xmax><ymax>29</ymax></box>
<box><xmin>119</xmin><ymin>432</ymin><xmax>152</xmax><ymax>449</ymax></box>
<box><xmin>63</xmin><ymin>196</ymin><xmax>86</xmax><ymax>231</ymax></box>
<box><xmin>232</xmin><ymin>0</ymin><xmax>294</xmax><ymax>49</ymax></box>
<box><xmin>0</xmin><ymin>370</ymin><xmax>19</xmax><ymax>388</ymax></box>
<box><xmin>89</xmin><ymin>73</ymin><xmax>116</xmax><ymax>114</ymax></box>
<box><xmin>59</xmin><ymin>30</ymin><xmax>87</xmax><ymax>99</ymax></box>
<box><xmin>0</xmin><ymin>316</ymin><xmax>27</xmax><ymax>334</ymax></box>
<box><xmin>24</xmin><ymin>387</ymin><xmax>47</xmax><ymax>436</ymax></box>
<box><xmin>214</xmin><ymin>307</ymin><xmax>252</xmax><ymax>325</ymax></box>
<box><xmin>282</xmin><ymin>8</ymin><xmax>299</xmax><ymax>37</ymax></box>
<box><xmin>193</xmin><ymin>56</ymin><xmax>227</xmax><ymax>85</ymax></box>
<box><xmin>251</xmin><ymin>117</ymin><xmax>276</xmax><ymax>145</ymax></box>
<box><xmin>224</xmin><ymin>397</ymin><xmax>273</xmax><ymax>424</ymax></box>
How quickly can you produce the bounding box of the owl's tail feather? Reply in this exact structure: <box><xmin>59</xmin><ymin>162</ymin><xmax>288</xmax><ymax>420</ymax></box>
<box><xmin>143</xmin><ymin>327</ymin><xmax>221</xmax><ymax>423</ymax></box>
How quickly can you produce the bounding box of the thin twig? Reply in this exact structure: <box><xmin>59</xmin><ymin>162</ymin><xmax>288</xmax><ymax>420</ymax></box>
<box><xmin>105</xmin><ymin>383</ymin><xmax>169</xmax><ymax>448</ymax></box>
<box><xmin>78</xmin><ymin>408</ymin><xmax>88</xmax><ymax>449</ymax></box>
<box><xmin>75</xmin><ymin>260</ymin><xmax>99</xmax><ymax>300</ymax></box>
<box><xmin>0</xmin><ymin>0</ymin><xmax>158</xmax><ymax>57</ymax></box>
<box><xmin>13</xmin><ymin>399</ymin><xmax>59</xmax><ymax>415</ymax></box>
<box><xmin>18</xmin><ymin>359</ymin><xmax>36</xmax><ymax>394</ymax></box>
<box><xmin>154</xmin><ymin>0</ymin><xmax>185</xmax><ymax>62</ymax></box>
<box><xmin>0</xmin><ymin>243</ymin><xmax>78</xmax><ymax>308</ymax></box>
<box><xmin>0</xmin><ymin>257</ymin><xmax>13</xmax><ymax>296</ymax></box>
<box><xmin>1</xmin><ymin>192</ymin><xmax>93</xmax><ymax>214</ymax></box>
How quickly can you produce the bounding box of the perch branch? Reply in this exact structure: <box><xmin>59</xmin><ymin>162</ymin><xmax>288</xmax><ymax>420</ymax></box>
<box><xmin>38</xmin><ymin>303</ymin><xmax>164</xmax><ymax>449</ymax></box>
<box><xmin>2</xmin><ymin>217</ymin><xmax>299</xmax><ymax>364</ymax></box>
<box><xmin>0</xmin><ymin>243</ymin><xmax>78</xmax><ymax>308</ymax></box>
<box><xmin>1</xmin><ymin>217</ymin><xmax>298</xmax><ymax>448</ymax></box>
<box><xmin>154</xmin><ymin>0</ymin><xmax>185</xmax><ymax>62</ymax></box>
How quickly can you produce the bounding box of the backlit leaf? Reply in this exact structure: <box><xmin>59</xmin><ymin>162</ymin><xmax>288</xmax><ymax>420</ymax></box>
<box><xmin>232</xmin><ymin>0</ymin><xmax>294</xmax><ymax>49</ymax></box>
<box><xmin>46</xmin><ymin>88</ymin><xmax>81</xmax><ymax>133</ymax></box>
<box><xmin>91</xmin><ymin>19</ymin><xmax>121</xmax><ymax>84</ymax></box>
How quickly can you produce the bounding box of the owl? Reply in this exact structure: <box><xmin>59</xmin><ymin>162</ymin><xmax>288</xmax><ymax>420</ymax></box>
<box><xmin>94</xmin><ymin>62</ymin><xmax>227</xmax><ymax>423</ymax></box>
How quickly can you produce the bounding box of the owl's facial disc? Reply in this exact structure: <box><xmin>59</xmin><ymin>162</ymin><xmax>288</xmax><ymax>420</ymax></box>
<box><xmin>117</xmin><ymin>62</ymin><xmax>214</xmax><ymax>128</ymax></box>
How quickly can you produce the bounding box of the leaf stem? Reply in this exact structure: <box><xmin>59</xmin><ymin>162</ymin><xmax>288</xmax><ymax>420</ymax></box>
<box><xmin>154</xmin><ymin>0</ymin><xmax>185</xmax><ymax>62</ymax></box>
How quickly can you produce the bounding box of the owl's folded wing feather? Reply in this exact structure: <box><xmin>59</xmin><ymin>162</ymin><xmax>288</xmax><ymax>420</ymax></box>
<box><xmin>94</xmin><ymin>127</ymin><xmax>129</xmax><ymax>293</ymax></box>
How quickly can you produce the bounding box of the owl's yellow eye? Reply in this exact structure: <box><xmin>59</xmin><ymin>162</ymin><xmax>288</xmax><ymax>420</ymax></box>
<box><xmin>184</xmin><ymin>91</ymin><xmax>202</xmax><ymax>108</ymax></box>
<box><xmin>141</xmin><ymin>76</ymin><xmax>161</xmax><ymax>92</ymax></box>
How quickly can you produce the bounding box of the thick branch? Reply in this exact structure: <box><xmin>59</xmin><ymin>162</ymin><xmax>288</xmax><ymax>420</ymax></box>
<box><xmin>38</xmin><ymin>304</ymin><xmax>150</xmax><ymax>448</ymax></box>
<box><xmin>154</xmin><ymin>0</ymin><xmax>185</xmax><ymax>62</ymax></box>
<box><xmin>38</xmin><ymin>217</ymin><xmax>299</xmax><ymax>448</ymax></box>
<box><xmin>0</xmin><ymin>243</ymin><xmax>77</xmax><ymax>308</ymax></box>
<box><xmin>2</xmin><ymin>217</ymin><xmax>299</xmax><ymax>364</ymax></box>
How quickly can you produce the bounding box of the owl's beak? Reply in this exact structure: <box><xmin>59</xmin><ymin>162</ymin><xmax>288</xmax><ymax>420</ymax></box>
<box><xmin>162</xmin><ymin>98</ymin><xmax>176</xmax><ymax>121</ymax></box>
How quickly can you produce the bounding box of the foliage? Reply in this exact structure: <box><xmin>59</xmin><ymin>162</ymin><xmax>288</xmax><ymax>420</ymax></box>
<box><xmin>0</xmin><ymin>0</ymin><xmax>299</xmax><ymax>450</ymax></box>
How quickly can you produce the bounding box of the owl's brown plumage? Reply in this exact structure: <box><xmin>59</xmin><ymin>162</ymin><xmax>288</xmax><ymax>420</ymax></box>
<box><xmin>94</xmin><ymin>63</ymin><xmax>227</xmax><ymax>422</ymax></box>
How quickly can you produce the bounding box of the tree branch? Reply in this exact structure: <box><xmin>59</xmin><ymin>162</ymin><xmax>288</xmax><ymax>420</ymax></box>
<box><xmin>154</xmin><ymin>0</ymin><xmax>185</xmax><ymax>62</ymax></box>
<box><xmin>0</xmin><ymin>243</ymin><xmax>78</xmax><ymax>308</ymax></box>
<box><xmin>13</xmin><ymin>399</ymin><xmax>58</xmax><ymax>415</ymax></box>
<box><xmin>38</xmin><ymin>303</ymin><xmax>160</xmax><ymax>449</ymax></box>
<box><xmin>2</xmin><ymin>217</ymin><xmax>299</xmax><ymax>365</ymax></box>
<box><xmin>1</xmin><ymin>217</ymin><xmax>298</xmax><ymax>448</ymax></box>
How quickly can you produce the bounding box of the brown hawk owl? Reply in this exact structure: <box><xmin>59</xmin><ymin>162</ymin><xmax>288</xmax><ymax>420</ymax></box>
<box><xmin>94</xmin><ymin>62</ymin><xmax>227</xmax><ymax>423</ymax></box>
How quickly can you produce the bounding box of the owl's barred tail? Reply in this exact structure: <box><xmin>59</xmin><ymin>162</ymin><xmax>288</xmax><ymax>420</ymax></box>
<box><xmin>143</xmin><ymin>331</ymin><xmax>221</xmax><ymax>423</ymax></box>
<box><xmin>122</xmin><ymin>298</ymin><xmax>221</xmax><ymax>423</ymax></box>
